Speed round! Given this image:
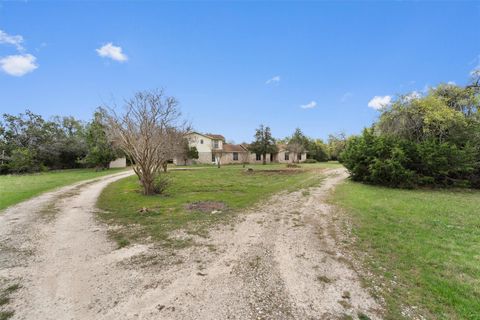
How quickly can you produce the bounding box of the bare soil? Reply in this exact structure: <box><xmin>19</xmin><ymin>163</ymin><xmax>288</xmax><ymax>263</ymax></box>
<box><xmin>0</xmin><ymin>168</ymin><xmax>382</xmax><ymax>320</ymax></box>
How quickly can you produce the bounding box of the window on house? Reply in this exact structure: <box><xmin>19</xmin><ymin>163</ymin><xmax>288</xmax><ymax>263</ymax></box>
<box><xmin>213</xmin><ymin>140</ymin><xmax>219</xmax><ymax>149</ymax></box>
<box><xmin>200</xmin><ymin>139</ymin><xmax>204</xmax><ymax>144</ymax></box>
<box><xmin>256</xmin><ymin>153</ymin><xmax>261</xmax><ymax>161</ymax></box>
<box><xmin>212</xmin><ymin>154</ymin><xmax>216</xmax><ymax>162</ymax></box>
<box><xmin>285</xmin><ymin>153</ymin><xmax>289</xmax><ymax>161</ymax></box>
<box><xmin>233</xmin><ymin>152</ymin><xmax>238</xmax><ymax>161</ymax></box>
<box><xmin>298</xmin><ymin>154</ymin><xmax>302</xmax><ymax>161</ymax></box>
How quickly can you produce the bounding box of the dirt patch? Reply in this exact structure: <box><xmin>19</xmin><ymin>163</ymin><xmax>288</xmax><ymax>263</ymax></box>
<box><xmin>185</xmin><ymin>201</ymin><xmax>227</xmax><ymax>213</ymax></box>
<box><xmin>243</xmin><ymin>169</ymin><xmax>302</xmax><ymax>175</ymax></box>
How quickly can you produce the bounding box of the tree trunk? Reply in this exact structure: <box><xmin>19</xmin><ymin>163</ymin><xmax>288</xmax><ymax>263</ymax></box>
<box><xmin>141</xmin><ymin>173</ymin><xmax>156</xmax><ymax>195</ymax></box>
<box><xmin>162</xmin><ymin>162</ymin><xmax>168</xmax><ymax>172</ymax></box>
<box><xmin>262</xmin><ymin>153</ymin><xmax>266</xmax><ymax>165</ymax></box>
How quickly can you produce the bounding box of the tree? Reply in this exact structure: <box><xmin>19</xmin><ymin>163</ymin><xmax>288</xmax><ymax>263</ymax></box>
<box><xmin>327</xmin><ymin>132</ymin><xmax>347</xmax><ymax>161</ymax></box>
<box><xmin>84</xmin><ymin>110</ymin><xmax>118</xmax><ymax>170</ymax></box>
<box><xmin>341</xmin><ymin>76</ymin><xmax>480</xmax><ymax>189</ymax></box>
<box><xmin>307</xmin><ymin>139</ymin><xmax>329</xmax><ymax>162</ymax></box>
<box><xmin>104</xmin><ymin>89</ymin><xmax>189</xmax><ymax>195</ymax></box>
<box><xmin>0</xmin><ymin>110</ymin><xmax>88</xmax><ymax>173</ymax></box>
<box><xmin>240</xmin><ymin>145</ymin><xmax>250</xmax><ymax>168</ymax></box>
<box><xmin>287</xmin><ymin>128</ymin><xmax>308</xmax><ymax>163</ymax></box>
<box><xmin>248</xmin><ymin>124</ymin><xmax>277</xmax><ymax>165</ymax></box>
<box><xmin>50</xmin><ymin>116</ymin><xmax>87</xmax><ymax>169</ymax></box>
<box><xmin>177</xmin><ymin>139</ymin><xmax>199</xmax><ymax>165</ymax></box>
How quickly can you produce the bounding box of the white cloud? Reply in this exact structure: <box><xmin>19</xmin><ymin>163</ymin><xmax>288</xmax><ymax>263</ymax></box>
<box><xmin>0</xmin><ymin>54</ymin><xmax>38</xmax><ymax>76</ymax></box>
<box><xmin>341</xmin><ymin>92</ymin><xmax>352</xmax><ymax>103</ymax></box>
<box><xmin>300</xmin><ymin>101</ymin><xmax>317</xmax><ymax>109</ymax></box>
<box><xmin>403</xmin><ymin>91</ymin><xmax>421</xmax><ymax>102</ymax></box>
<box><xmin>265</xmin><ymin>75</ymin><xmax>280</xmax><ymax>85</ymax></box>
<box><xmin>0</xmin><ymin>30</ymin><xmax>24</xmax><ymax>51</ymax></box>
<box><xmin>368</xmin><ymin>95</ymin><xmax>391</xmax><ymax>110</ymax></box>
<box><xmin>447</xmin><ymin>81</ymin><xmax>456</xmax><ymax>85</ymax></box>
<box><xmin>96</xmin><ymin>43</ymin><xmax>128</xmax><ymax>62</ymax></box>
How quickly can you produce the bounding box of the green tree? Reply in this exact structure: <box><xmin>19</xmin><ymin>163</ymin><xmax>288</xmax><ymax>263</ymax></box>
<box><xmin>249</xmin><ymin>124</ymin><xmax>277</xmax><ymax>165</ymax></box>
<box><xmin>84</xmin><ymin>110</ymin><xmax>118</xmax><ymax>170</ymax></box>
<box><xmin>327</xmin><ymin>133</ymin><xmax>347</xmax><ymax>161</ymax></box>
<box><xmin>179</xmin><ymin>140</ymin><xmax>199</xmax><ymax>165</ymax></box>
<box><xmin>307</xmin><ymin>139</ymin><xmax>329</xmax><ymax>162</ymax></box>
<box><xmin>341</xmin><ymin>76</ymin><xmax>480</xmax><ymax>189</ymax></box>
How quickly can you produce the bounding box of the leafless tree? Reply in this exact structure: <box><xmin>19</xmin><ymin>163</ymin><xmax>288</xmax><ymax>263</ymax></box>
<box><xmin>104</xmin><ymin>89</ymin><xmax>190</xmax><ymax>195</ymax></box>
<box><xmin>286</xmin><ymin>141</ymin><xmax>304</xmax><ymax>163</ymax></box>
<box><xmin>213</xmin><ymin>150</ymin><xmax>224</xmax><ymax>168</ymax></box>
<box><xmin>240</xmin><ymin>151</ymin><xmax>250</xmax><ymax>168</ymax></box>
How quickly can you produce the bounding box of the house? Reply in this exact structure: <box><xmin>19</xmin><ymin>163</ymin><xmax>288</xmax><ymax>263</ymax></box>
<box><xmin>174</xmin><ymin>132</ymin><xmax>307</xmax><ymax>165</ymax></box>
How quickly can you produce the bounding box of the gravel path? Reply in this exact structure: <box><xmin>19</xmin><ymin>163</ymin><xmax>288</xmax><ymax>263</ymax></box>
<box><xmin>0</xmin><ymin>168</ymin><xmax>381</xmax><ymax>320</ymax></box>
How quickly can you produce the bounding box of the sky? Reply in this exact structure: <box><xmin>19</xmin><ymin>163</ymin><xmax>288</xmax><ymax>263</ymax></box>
<box><xmin>1</xmin><ymin>1</ymin><xmax>479</xmax><ymax>143</ymax></box>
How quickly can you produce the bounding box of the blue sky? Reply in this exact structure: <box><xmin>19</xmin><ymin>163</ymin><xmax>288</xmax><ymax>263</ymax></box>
<box><xmin>1</xmin><ymin>1</ymin><xmax>479</xmax><ymax>143</ymax></box>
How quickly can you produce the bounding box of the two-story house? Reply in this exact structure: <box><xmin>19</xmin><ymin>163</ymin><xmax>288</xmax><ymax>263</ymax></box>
<box><xmin>174</xmin><ymin>132</ymin><xmax>307</xmax><ymax>165</ymax></box>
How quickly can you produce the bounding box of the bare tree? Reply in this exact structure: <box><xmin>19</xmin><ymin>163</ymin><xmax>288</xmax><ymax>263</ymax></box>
<box><xmin>287</xmin><ymin>128</ymin><xmax>307</xmax><ymax>163</ymax></box>
<box><xmin>240</xmin><ymin>150</ymin><xmax>250</xmax><ymax>168</ymax></box>
<box><xmin>213</xmin><ymin>150</ymin><xmax>224</xmax><ymax>168</ymax></box>
<box><xmin>104</xmin><ymin>89</ymin><xmax>189</xmax><ymax>195</ymax></box>
<box><xmin>286</xmin><ymin>141</ymin><xmax>304</xmax><ymax>163</ymax></box>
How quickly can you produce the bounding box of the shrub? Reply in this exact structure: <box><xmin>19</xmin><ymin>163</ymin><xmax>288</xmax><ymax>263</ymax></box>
<box><xmin>8</xmin><ymin>148</ymin><xmax>37</xmax><ymax>173</ymax></box>
<box><xmin>303</xmin><ymin>159</ymin><xmax>317</xmax><ymax>163</ymax></box>
<box><xmin>153</xmin><ymin>173</ymin><xmax>172</xmax><ymax>194</ymax></box>
<box><xmin>341</xmin><ymin>128</ymin><xmax>480</xmax><ymax>188</ymax></box>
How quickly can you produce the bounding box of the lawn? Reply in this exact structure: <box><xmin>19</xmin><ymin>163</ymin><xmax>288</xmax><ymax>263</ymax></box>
<box><xmin>332</xmin><ymin>182</ymin><xmax>480</xmax><ymax>320</ymax></box>
<box><xmin>97</xmin><ymin>162</ymin><xmax>338</xmax><ymax>248</ymax></box>
<box><xmin>0</xmin><ymin>168</ymin><xmax>126</xmax><ymax>211</ymax></box>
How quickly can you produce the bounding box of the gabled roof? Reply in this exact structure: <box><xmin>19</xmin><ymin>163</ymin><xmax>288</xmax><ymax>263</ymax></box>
<box><xmin>205</xmin><ymin>133</ymin><xmax>225</xmax><ymax>141</ymax></box>
<box><xmin>223</xmin><ymin>144</ymin><xmax>248</xmax><ymax>152</ymax></box>
<box><xmin>188</xmin><ymin>131</ymin><xmax>225</xmax><ymax>141</ymax></box>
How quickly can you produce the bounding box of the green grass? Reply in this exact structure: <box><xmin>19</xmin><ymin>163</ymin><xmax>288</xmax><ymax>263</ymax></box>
<box><xmin>0</xmin><ymin>168</ymin><xmax>126</xmax><ymax>211</ymax></box>
<box><xmin>97</xmin><ymin>163</ymin><xmax>333</xmax><ymax>248</ymax></box>
<box><xmin>332</xmin><ymin>181</ymin><xmax>480</xmax><ymax>320</ymax></box>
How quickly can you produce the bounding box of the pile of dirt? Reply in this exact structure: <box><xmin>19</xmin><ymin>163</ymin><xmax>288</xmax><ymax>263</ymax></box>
<box><xmin>185</xmin><ymin>201</ymin><xmax>227</xmax><ymax>213</ymax></box>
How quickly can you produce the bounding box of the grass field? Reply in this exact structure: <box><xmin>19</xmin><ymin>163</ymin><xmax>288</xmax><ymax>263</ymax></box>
<box><xmin>0</xmin><ymin>168</ymin><xmax>125</xmax><ymax>211</ymax></box>
<box><xmin>332</xmin><ymin>182</ymin><xmax>480</xmax><ymax>320</ymax></box>
<box><xmin>97</xmin><ymin>162</ymin><xmax>340</xmax><ymax>248</ymax></box>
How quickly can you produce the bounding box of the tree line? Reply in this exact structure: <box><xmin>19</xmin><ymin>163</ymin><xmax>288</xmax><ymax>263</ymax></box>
<box><xmin>0</xmin><ymin>109</ymin><xmax>119</xmax><ymax>174</ymax></box>
<box><xmin>341</xmin><ymin>72</ymin><xmax>480</xmax><ymax>188</ymax></box>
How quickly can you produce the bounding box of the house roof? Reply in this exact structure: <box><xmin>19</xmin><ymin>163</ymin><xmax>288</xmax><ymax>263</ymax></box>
<box><xmin>205</xmin><ymin>133</ymin><xmax>225</xmax><ymax>141</ymax></box>
<box><xmin>223</xmin><ymin>144</ymin><xmax>248</xmax><ymax>152</ymax></box>
<box><xmin>188</xmin><ymin>131</ymin><xmax>225</xmax><ymax>141</ymax></box>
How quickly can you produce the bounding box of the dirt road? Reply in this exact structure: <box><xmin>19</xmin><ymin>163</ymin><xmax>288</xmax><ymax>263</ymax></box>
<box><xmin>0</xmin><ymin>168</ymin><xmax>381</xmax><ymax>320</ymax></box>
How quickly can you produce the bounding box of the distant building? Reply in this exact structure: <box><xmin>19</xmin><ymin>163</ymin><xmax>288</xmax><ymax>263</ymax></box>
<box><xmin>109</xmin><ymin>157</ymin><xmax>126</xmax><ymax>168</ymax></box>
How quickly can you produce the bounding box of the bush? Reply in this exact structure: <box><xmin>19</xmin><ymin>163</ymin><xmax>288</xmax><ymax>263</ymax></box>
<box><xmin>303</xmin><ymin>159</ymin><xmax>317</xmax><ymax>163</ymax></box>
<box><xmin>8</xmin><ymin>148</ymin><xmax>38</xmax><ymax>173</ymax></box>
<box><xmin>341</xmin><ymin>128</ymin><xmax>480</xmax><ymax>188</ymax></box>
<box><xmin>153</xmin><ymin>173</ymin><xmax>172</xmax><ymax>194</ymax></box>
